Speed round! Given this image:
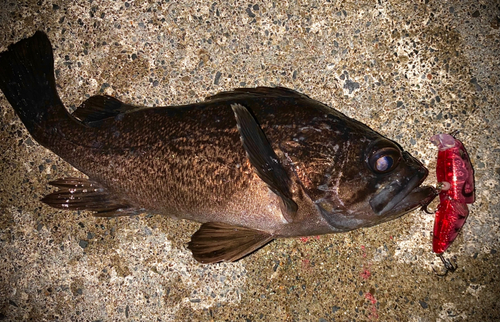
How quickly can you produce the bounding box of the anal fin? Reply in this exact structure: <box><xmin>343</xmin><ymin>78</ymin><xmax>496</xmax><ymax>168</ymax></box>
<box><xmin>41</xmin><ymin>177</ymin><xmax>136</xmax><ymax>216</ymax></box>
<box><xmin>188</xmin><ymin>222</ymin><xmax>274</xmax><ymax>264</ymax></box>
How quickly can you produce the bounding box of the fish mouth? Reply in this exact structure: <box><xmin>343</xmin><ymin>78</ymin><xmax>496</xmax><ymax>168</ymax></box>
<box><xmin>369</xmin><ymin>152</ymin><xmax>437</xmax><ymax>219</ymax></box>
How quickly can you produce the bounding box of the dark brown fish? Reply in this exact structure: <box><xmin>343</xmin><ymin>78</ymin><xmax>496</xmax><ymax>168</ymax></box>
<box><xmin>0</xmin><ymin>31</ymin><xmax>437</xmax><ymax>263</ymax></box>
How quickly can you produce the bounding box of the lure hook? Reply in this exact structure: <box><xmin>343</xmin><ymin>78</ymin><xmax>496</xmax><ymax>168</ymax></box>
<box><xmin>433</xmin><ymin>254</ymin><xmax>457</xmax><ymax>277</ymax></box>
<box><xmin>421</xmin><ymin>204</ymin><xmax>435</xmax><ymax>214</ymax></box>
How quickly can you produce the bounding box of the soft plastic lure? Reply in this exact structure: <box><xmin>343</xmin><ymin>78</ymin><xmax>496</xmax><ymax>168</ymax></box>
<box><xmin>430</xmin><ymin>133</ymin><xmax>475</xmax><ymax>271</ymax></box>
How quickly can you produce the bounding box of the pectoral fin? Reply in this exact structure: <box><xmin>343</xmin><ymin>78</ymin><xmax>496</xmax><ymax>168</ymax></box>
<box><xmin>188</xmin><ymin>222</ymin><xmax>274</xmax><ymax>263</ymax></box>
<box><xmin>231</xmin><ymin>103</ymin><xmax>298</xmax><ymax>222</ymax></box>
<box><xmin>41</xmin><ymin>177</ymin><xmax>136</xmax><ymax>216</ymax></box>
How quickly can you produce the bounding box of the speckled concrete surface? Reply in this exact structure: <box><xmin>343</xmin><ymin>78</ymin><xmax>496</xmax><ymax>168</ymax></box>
<box><xmin>0</xmin><ymin>0</ymin><xmax>499</xmax><ymax>321</ymax></box>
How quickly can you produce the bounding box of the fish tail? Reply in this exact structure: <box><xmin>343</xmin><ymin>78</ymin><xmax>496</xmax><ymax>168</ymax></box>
<box><xmin>0</xmin><ymin>31</ymin><xmax>72</xmax><ymax>146</ymax></box>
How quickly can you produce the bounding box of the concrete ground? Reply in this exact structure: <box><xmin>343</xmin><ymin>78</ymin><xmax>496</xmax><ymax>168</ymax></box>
<box><xmin>0</xmin><ymin>0</ymin><xmax>498</xmax><ymax>321</ymax></box>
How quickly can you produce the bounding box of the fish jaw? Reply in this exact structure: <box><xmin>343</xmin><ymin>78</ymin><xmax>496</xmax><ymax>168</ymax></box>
<box><xmin>369</xmin><ymin>152</ymin><xmax>437</xmax><ymax>221</ymax></box>
<box><xmin>378</xmin><ymin>185</ymin><xmax>437</xmax><ymax>221</ymax></box>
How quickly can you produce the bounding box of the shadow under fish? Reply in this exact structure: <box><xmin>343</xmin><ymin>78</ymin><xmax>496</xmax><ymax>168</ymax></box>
<box><xmin>0</xmin><ymin>31</ymin><xmax>437</xmax><ymax>263</ymax></box>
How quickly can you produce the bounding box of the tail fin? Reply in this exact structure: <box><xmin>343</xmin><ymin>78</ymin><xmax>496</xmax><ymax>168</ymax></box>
<box><xmin>0</xmin><ymin>31</ymin><xmax>70</xmax><ymax>146</ymax></box>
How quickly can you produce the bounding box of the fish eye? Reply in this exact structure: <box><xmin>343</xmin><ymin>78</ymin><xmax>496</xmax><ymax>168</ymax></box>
<box><xmin>368</xmin><ymin>147</ymin><xmax>401</xmax><ymax>174</ymax></box>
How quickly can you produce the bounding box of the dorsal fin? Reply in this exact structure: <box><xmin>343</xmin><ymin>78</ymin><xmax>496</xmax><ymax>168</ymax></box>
<box><xmin>205</xmin><ymin>87</ymin><xmax>308</xmax><ymax>101</ymax></box>
<box><xmin>231</xmin><ymin>103</ymin><xmax>298</xmax><ymax>222</ymax></box>
<box><xmin>72</xmin><ymin>95</ymin><xmax>140</xmax><ymax>123</ymax></box>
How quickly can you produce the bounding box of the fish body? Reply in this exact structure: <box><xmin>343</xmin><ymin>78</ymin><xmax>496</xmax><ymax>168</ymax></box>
<box><xmin>0</xmin><ymin>31</ymin><xmax>437</xmax><ymax>263</ymax></box>
<box><xmin>431</xmin><ymin>133</ymin><xmax>475</xmax><ymax>255</ymax></box>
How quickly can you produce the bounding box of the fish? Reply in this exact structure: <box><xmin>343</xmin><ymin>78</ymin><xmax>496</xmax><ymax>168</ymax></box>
<box><xmin>0</xmin><ymin>31</ymin><xmax>438</xmax><ymax>263</ymax></box>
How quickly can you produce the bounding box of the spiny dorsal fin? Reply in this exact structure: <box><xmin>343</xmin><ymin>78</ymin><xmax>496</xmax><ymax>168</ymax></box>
<box><xmin>41</xmin><ymin>177</ymin><xmax>136</xmax><ymax>216</ymax></box>
<box><xmin>231</xmin><ymin>103</ymin><xmax>298</xmax><ymax>222</ymax></box>
<box><xmin>188</xmin><ymin>222</ymin><xmax>274</xmax><ymax>263</ymax></box>
<box><xmin>73</xmin><ymin>95</ymin><xmax>140</xmax><ymax>123</ymax></box>
<box><xmin>206</xmin><ymin>87</ymin><xmax>308</xmax><ymax>101</ymax></box>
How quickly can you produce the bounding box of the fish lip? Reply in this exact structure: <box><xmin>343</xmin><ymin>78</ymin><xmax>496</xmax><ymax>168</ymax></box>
<box><xmin>369</xmin><ymin>152</ymin><xmax>435</xmax><ymax>217</ymax></box>
<box><xmin>384</xmin><ymin>184</ymin><xmax>438</xmax><ymax>220</ymax></box>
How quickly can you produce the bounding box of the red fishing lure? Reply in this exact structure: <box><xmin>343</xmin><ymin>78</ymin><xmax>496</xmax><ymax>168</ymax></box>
<box><xmin>431</xmin><ymin>133</ymin><xmax>475</xmax><ymax>269</ymax></box>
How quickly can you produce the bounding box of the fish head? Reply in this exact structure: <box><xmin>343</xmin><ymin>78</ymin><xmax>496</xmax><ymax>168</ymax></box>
<box><xmin>280</xmin><ymin>115</ymin><xmax>437</xmax><ymax>232</ymax></box>
<box><xmin>312</xmin><ymin>135</ymin><xmax>437</xmax><ymax>231</ymax></box>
